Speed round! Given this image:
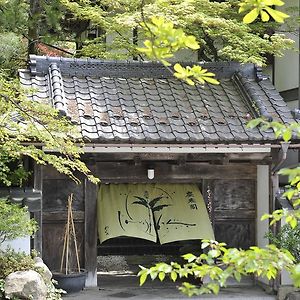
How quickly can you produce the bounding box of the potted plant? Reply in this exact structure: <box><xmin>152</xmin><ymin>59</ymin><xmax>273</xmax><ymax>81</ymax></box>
<box><xmin>52</xmin><ymin>194</ymin><xmax>87</xmax><ymax>293</ymax></box>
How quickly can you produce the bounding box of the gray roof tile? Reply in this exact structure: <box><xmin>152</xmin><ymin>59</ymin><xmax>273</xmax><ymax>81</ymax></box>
<box><xmin>19</xmin><ymin>56</ymin><xmax>298</xmax><ymax>145</ymax></box>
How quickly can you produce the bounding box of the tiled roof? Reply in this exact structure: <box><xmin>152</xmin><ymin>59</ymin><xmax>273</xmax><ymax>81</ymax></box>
<box><xmin>19</xmin><ymin>55</ymin><xmax>296</xmax><ymax>144</ymax></box>
<box><xmin>0</xmin><ymin>188</ymin><xmax>42</xmax><ymax>212</ymax></box>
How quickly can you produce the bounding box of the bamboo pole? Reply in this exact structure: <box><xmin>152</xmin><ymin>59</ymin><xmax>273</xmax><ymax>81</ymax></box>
<box><xmin>60</xmin><ymin>195</ymin><xmax>71</xmax><ymax>274</ymax></box>
<box><xmin>65</xmin><ymin>195</ymin><xmax>71</xmax><ymax>274</ymax></box>
<box><xmin>60</xmin><ymin>219</ymin><xmax>68</xmax><ymax>273</ymax></box>
<box><xmin>69</xmin><ymin>193</ymin><xmax>81</xmax><ymax>272</ymax></box>
<box><xmin>59</xmin><ymin>194</ymin><xmax>81</xmax><ymax>274</ymax></box>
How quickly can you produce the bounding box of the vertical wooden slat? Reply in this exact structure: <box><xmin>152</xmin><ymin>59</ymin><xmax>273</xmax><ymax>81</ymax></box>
<box><xmin>84</xmin><ymin>165</ymin><xmax>98</xmax><ymax>287</ymax></box>
<box><xmin>33</xmin><ymin>163</ymin><xmax>43</xmax><ymax>255</ymax></box>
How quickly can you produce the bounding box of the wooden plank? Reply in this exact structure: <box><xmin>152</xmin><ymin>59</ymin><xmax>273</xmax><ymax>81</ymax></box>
<box><xmin>213</xmin><ymin>180</ymin><xmax>256</xmax><ymax>211</ymax></box>
<box><xmin>43</xmin><ymin>165</ymin><xmax>84</xmax><ymax>181</ymax></box>
<box><xmin>84</xmin><ymin>165</ymin><xmax>98</xmax><ymax>287</ymax></box>
<box><xmin>43</xmin><ymin>179</ymin><xmax>84</xmax><ymax>211</ymax></box>
<box><xmin>214</xmin><ymin>210</ymin><xmax>256</xmax><ymax>219</ymax></box>
<box><xmin>33</xmin><ymin>163</ymin><xmax>43</xmax><ymax>255</ymax></box>
<box><xmin>42</xmin><ymin>220</ymin><xmax>84</xmax><ymax>271</ymax></box>
<box><xmin>214</xmin><ymin>220</ymin><xmax>255</xmax><ymax>249</ymax></box>
<box><xmin>95</xmin><ymin>162</ymin><xmax>257</xmax><ymax>182</ymax></box>
<box><xmin>43</xmin><ymin>211</ymin><xmax>84</xmax><ymax>222</ymax></box>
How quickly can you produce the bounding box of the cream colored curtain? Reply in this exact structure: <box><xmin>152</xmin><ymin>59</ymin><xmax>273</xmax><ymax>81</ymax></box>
<box><xmin>97</xmin><ymin>183</ymin><xmax>214</xmax><ymax>244</ymax></box>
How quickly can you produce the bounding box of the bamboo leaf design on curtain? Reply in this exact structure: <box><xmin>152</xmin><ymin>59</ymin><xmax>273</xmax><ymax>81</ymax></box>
<box><xmin>132</xmin><ymin>193</ymin><xmax>170</xmax><ymax>234</ymax></box>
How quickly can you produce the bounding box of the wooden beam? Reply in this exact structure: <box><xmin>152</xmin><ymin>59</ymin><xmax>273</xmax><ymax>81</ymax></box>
<box><xmin>95</xmin><ymin>162</ymin><xmax>257</xmax><ymax>183</ymax></box>
<box><xmin>83</xmin><ymin>152</ymin><xmax>270</xmax><ymax>162</ymax></box>
<box><xmin>84</xmin><ymin>164</ymin><xmax>98</xmax><ymax>287</ymax></box>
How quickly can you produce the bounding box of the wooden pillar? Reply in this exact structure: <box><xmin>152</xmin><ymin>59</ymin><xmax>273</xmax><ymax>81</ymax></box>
<box><xmin>33</xmin><ymin>163</ymin><xmax>43</xmax><ymax>255</ymax></box>
<box><xmin>84</xmin><ymin>166</ymin><xmax>98</xmax><ymax>287</ymax></box>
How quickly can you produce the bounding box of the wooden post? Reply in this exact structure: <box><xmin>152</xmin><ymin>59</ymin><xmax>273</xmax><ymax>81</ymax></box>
<box><xmin>84</xmin><ymin>165</ymin><xmax>98</xmax><ymax>287</ymax></box>
<box><xmin>33</xmin><ymin>163</ymin><xmax>43</xmax><ymax>255</ymax></box>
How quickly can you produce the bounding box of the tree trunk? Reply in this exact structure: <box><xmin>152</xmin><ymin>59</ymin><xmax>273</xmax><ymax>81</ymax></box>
<box><xmin>28</xmin><ymin>0</ymin><xmax>41</xmax><ymax>55</ymax></box>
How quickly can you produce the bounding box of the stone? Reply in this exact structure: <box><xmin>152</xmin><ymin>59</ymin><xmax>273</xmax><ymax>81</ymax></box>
<box><xmin>34</xmin><ymin>257</ymin><xmax>52</xmax><ymax>281</ymax></box>
<box><xmin>5</xmin><ymin>270</ymin><xmax>47</xmax><ymax>300</ymax></box>
<box><xmin>286</xmin><ymin>291</ymin><xmax>300</xmax><ymax>300</ymax></box>
<box><xmin>278</xmin><ymin>286</ymin><xmax>300</xmax><ymax>300</ymax></box>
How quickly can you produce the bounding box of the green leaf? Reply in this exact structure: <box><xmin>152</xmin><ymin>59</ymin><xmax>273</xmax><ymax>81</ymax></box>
<box><xmin>139</xmin><ymin>272</ymin><xmax>148</xmax><ymax>286</ymax></box>
<box><xmin>246</xmin><ymin>118</ymin><xmax>262</xmax><ymax>129</ymax></box>
<box><xmin>208</xmin><ymin>249</ymin><xmax>220</xmax><ymax>258</ymax></box>
<box><xmin>291</xmin><ymin>264</ymin><xmax>300</xmax><ymax>287</ymax></box>
<box><xmin>289</xmin><ymin>216</ymin><xmax>298</xmax><ymax>229</ymax></box>
<box><xmin>234</xmin><ymin>271</ymin><xmax>242</xmax><ymax>282</ymax></box>
<box><xmin>158</xmin><ymin>272</ymin><xmax>166</xmax><ymax>281</ymax></box>
<box><xmin>174</xmin><ymin>63</ymin><xmax>185</xmax><ymax>73</ymax></box>
<box><xmin>184</xmin><ymin>36</ymin><xmax>200</xmax><ymax>50</ymax></box>
<box><xmin>243</xmin><ymin>8</ymin><xmax>259</xmax><ymax>24</ymax></box>
<box><xmin>261</xmin><ymin>213</ymin><xmax>271</xmax><ymax>221</ymax></box>
<box><xmin>265</xmin><ymin>7</ymin><xmax>289</xmax><ymax>23</ymax></box>
<box><xmin>282</xmin><ymin>129</ymin><xmax>292</xmax><ymax>142</ymax></box>
<box><xmin>201</xmin><ymin>242</ymin><xmax>210</xmax><ymax>249</ymax></box>
<box><xmin>182</xmin><ymin>253</ymin><xmax>197</xmax><ymax>262</ymax></box>
<box><xmin>170</xmin><ymin>271</ymin><xmax>178</xmax><ymax>282</ymax></box>
<box><xmin>209</xmin><ymin>283</ymin><xmax>220</xmax><ymax>295</ymax></box>
<box><xmin>261</xmin><ymin>10</ymin><xmax>270</xmax><ymax>22</ymax></box>
<box><xmin>202</xmin><ymin>76</ymin><xmax>220</xmax><ymax>85</ymax></box>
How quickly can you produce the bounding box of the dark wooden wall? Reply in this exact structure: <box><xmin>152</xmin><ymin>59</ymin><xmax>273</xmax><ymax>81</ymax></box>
<box><xmin>40</xmin><ymin>159</ymin><xmax>259</xmax><ymax>275</ymax></box>
<box><xmin>211</xmin><ymin>179</ymin><xmax>256</xmax><ymax>248</ymax></box>
<box><xmin>42</xmin><ymin>166</ymin><xmax>85</xmax><ymax>271</ymax></box>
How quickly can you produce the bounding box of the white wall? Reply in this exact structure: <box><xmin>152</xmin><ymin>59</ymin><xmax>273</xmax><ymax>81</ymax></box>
<box><xmin>1</xmin><ymin>237</ymin><xmax>30</xmax><ymax>254</ymax></box>
<box><xmin>274</xmin><ymin>0</ymin><xmax>299</xmax><ymax>92</ymax></box>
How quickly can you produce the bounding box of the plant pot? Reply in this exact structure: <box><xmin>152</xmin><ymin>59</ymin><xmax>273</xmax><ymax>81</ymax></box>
<box><xmin>52</xmin><ymin>269</ymin><xmax>87</xmax><ymax>294</ymax></box>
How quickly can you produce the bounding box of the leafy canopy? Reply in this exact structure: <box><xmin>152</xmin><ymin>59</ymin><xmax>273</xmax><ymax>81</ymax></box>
<box><xmin>0</xmin><ymin>73</ymin><xmax>98</xmax><ymax>185</ymax></box>
<box><xmin>138</xmin><ymin>240</ymin><xmax>297</xmax><ymax>295</ymax></box>
<box><xmin>60</xmin><ymin>0</ymin><xmax>294</xmax><ymax>67</ymax></box>
<box><xmin>60</xmin><ymin>0</ymin><xmax>294</xmax><ymax>85</ymax></box>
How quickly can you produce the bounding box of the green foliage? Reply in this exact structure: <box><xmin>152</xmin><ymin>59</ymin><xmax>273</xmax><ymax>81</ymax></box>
<box><xmin>138</xmin><ymin>240</ymin><xmax>295</xmax><ymax>295</ymax></box>
<box><xmin>0</xmin><ymin>249</ymin><xmax>64</xmax><ymax>300</ymax></box>
<box><xmin>247</xmin><ymin>118</ymin><xmax>300</xmax><ymax>228</ymax></box>
<box><xmin>239</xmin><ymin>0</ymin><xmax>289</xmax><ymax>24</ymax></box>
<box><xmin>0</xmin><ymin>279</ymin><xmax>4</xmax><ymax>299</ymax></box>
<box><xmin>0</xmin><ymin>279</ymin><xmax>5</xmax><ymax>299</ymax></box>
<box><xmin>0</xmin><ymin>199</ymin><xmax>37</xmax><ymax>245</ymax></box>
<box><xmin>246</xmin><ymin>118</ymin><xmax>300</xmax><ymax>142</ymax></box>
<box><xmin>0</xmin><ymin>33</ymin><xmax>26</xmax><ymax>75</ymax></box>
<box><xmin>138</xmin><ymin>116</ymin><xmax>300</xmax><ymax>295</ymax></box>
<box><xmin>0</xmin><ymin>72</ymin><xmax>98</xmax><ymax>185</ymax></box>
<box><xmin>0</xmin><ymin>0</ymin><xmax>28</xmax><ymax>34</ymax></box>
<box><xmin>266</xmin><ymin>224</ymin><xmax>300</xmax><ymax>263</ymax></box>
<box><xmin>61</xmin><ymin>0</ymin><xmax>294</xmax><ymax>67</ymax></box>
<box><xmin>0</xmin><ymin>248</ymin><xmax>35</xmax><ymax>278</ymax></box>
<box><xmin>137</xmin><ymin>16</ymin><xmax>200</xmax><ymax>66</ymax></box>
<box><xmin>136</xmin><ymin>17</ymin><xmax>219</xmax><ymax>85</ymax></box>
<box><xmin>173</xmin><ymin>63</ymin><xmax>219</xmax><ymax>86</ymax></box>
<box><xmin>45</xmin><ymin>279</ymin><xmax>65</xmax><ymax>300</ymax></box>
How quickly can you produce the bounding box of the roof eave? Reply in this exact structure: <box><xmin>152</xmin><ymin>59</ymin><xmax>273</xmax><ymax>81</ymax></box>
<box><xmin>43</xmin><ymin>143</ymin><xmax>274</xmax><ymax>154</ymax></box>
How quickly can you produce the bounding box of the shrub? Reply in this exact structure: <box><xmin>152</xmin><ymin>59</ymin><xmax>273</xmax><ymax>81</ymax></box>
<box><xmin>0</xmin><ymin>199</ymin><xmax>37</xmax><ymax>245</ymax></box>
<box><xmin>0</xmin><ymin>248</ymin><xmax>35</xmax><ymax>279</ymax></box>
<box><xmin>266</xmin><ymin>224</ymin><xmax>300</xmax><ymax>263</ymax></box>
